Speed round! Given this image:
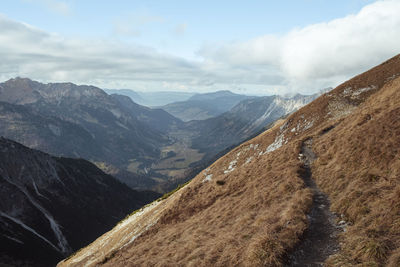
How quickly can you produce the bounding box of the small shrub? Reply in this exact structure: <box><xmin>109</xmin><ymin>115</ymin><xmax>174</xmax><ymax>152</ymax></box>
<box><xmin>216</xmin><ymin>180</ymin><xmax>225</xmax><ymax>185</ymax></box>
<box><xmin>360</xmin><ymin>239</ymin><xmax>390</xmax><ymax>261</ymax></box>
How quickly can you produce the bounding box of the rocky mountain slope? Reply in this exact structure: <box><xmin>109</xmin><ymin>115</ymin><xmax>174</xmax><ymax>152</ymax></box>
<box><xmin>161</xmin><ymin>90</ymin><xmax>253</xmax><ymax>121</ymax></box>
<box><xmin>0</xmin><ymin>137</ymin><xmax>159</xmax><ymax>267</ymax></box>
<box><xmin>186</xmin><ymin>93</ymin><xmax>316</xmax><ymax>157</ymax></box>
<box><xmin>60</xmin><ymin>54</ymin><xmax>400</xmax><ymax>266</ymax></box>
<box><xmin>0</xmin><ymin>78</ymin><xmax>172</xmax><ymax>189</ymax></box>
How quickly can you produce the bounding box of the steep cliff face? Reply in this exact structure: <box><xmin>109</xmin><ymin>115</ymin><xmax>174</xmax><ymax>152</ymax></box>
<box><xmin>59</xmin><ymin>54</ymin><xmax>400</xmax><ymax>267</ymax></box>
<box><xmin>0</xmin><ymin>137</ymin><xmax>159</xmax><ymax>267</ymax></box>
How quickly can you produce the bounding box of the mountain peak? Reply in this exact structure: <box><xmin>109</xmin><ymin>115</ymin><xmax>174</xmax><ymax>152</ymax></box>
<box><xmin>0</xmin><ymin>78</ymin><xmax>109</xmax><ymax>104</ymax></box>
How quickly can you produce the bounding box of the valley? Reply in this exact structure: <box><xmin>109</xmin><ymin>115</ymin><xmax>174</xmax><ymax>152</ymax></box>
<box><xmin>1</xmin><ymin>2</ymin><xmax>399</xmax><ymax>265</ymax></box>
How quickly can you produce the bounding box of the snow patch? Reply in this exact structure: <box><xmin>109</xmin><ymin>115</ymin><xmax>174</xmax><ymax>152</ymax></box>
<box><xmin>303</xmin><ymin>119</ymin><xmax>314</xmax><ymax>131</ymax></box>
<box><xmin>202</xmin><ymin>174</ymin><xmax>213</xmax><ymax>182</ymax></box>
<box><xmin>265</xmin><ymin>133</ymin><xmax>285</xmax><ymax>153</ymax></box>
<box><xmin>342</xmin><ymin>87</ymin><xmax>352</xmax><ymax>96</ymax></box>
<box><xmin>245</xmin><ymin>157</ymin><xmax>253</xmax><ymax>165</ymax></box>
<box><xmin>343</xmin><ymin>86</ymin><xmax>376</xmax><ymax>98</ymax></box>
<box><xmin>385</xmin><ymin>73</ymin><xmax>400</xmax><ymax>82</ymax></box>
<box><xmin>224</xmin><ymin>159</ymin><xmax>237</xmax><ymax>174</ymax></box>
<box><xmin>351</xmin><ymin>86</ymin><xmax>376</xmax><ymax>97</ymax></box>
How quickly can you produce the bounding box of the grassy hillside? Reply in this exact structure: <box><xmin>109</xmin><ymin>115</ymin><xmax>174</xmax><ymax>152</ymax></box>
<box><xmin>59</xmin><ymin>54</ymin><xmax>400</xmax><ymax>267</ymax></box>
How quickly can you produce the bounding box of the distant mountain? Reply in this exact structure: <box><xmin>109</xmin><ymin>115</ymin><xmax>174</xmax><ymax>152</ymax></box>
<box><xmin>184</xmin><ymin>93</ymin><xmax>317</xmax><ymax>157</ymax></box>
<box><xmin>161</xmin><ymin>90</ymin><xmax>254</xmax><ymax>121</ymax></box>
<box><xmin>0</xmin><ymin>137</ymin><xmax>159</xmax><ymax>267</ymax></box>
<box><xmin>110</xmin><ymin>94</ymin><xmax>183</xmax><ymax>133</ymax></box>
<box><xmin>105</xmin><ymin>89</ymin><xmax>194</xmax><ymax>107</ymax></box>
<box><xmin>61</xmin><ymin>54</ymin><xmax>400</xmax><ymax>267</ymax></box>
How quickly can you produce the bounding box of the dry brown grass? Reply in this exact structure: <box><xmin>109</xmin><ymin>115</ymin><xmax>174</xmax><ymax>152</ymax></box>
<box><xmin>312</xmin><ymin>76</ymin><xmax>400</xmax><ymax>266</ymax></box>
<box><xmin>61</xmin><ymin>54</ymin><xmax>400</xmax><ymax>267</ymax></box>
<box><xmin>96</xmin><ymin>119</ymin><xmax>314</xmax><ymax>266</ymax></box>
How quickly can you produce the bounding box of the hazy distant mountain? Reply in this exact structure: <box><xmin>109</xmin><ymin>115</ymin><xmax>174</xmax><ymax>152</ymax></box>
<box><xmin>161</xmin><ymin>90</ymin><xmax>254</xmax><ymax>121</ymax></box>
<box><xmin>105</xmin><ymin>89</ymin><xmax>194</xmax><ymax>107</ymax></box>
<box><xmin>110</xmin><ymin>94</ymin><xmax>183</xmax><ymax>132</ymax></box>
<box><xmin>0</xmin><ymin>137</ymin><xmax>159</xmax><ymax>267</ymax></box>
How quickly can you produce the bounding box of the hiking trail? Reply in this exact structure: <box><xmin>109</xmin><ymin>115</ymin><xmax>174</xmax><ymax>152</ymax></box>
<box><xmin>286</xmin><ymin>138</ymin><xmax>340</xmax><ymax>266</ymax></box>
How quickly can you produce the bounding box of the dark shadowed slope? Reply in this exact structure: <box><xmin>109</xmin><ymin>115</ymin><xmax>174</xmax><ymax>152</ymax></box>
<box><xmin>0</xmin><ymin>137</ymin><xmax>159</xmax><ymax>267</ymax></box>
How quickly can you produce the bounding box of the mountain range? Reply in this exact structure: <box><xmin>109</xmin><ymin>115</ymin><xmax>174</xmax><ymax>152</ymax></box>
<box><xmin>160</xmin><ymin>90</ymin><xmax>254</xmax><ymax>121</ymax></box>
<box><xmin>0</xmin><ymin>78</ymin><xmax>172</xmax><ymax>189</ymax></box>
<box><xmin>60</xmin><ymin>54</ymin><xmax>400</xmax><ymax>267</ymax></box>
<box><xmin>0</xmin><ymin>78</ymin><xmax>314</xmax><ymax>192</ymax></box>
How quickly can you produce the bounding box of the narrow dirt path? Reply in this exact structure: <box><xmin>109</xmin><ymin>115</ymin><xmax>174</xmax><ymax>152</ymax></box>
<box><xmin>285</xmin><ymin>138</ymin><xmax>340</xmax><ymax>266</ymax></box>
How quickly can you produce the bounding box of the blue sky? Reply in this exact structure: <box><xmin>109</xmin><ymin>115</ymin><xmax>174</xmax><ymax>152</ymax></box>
<box><xmin>3</xmin><ymin>0</ymin><xmax>376</xmax><ymax>58</ymax></box>
<box><xmin>0</xmin><ymin>0</ymin><xmax>399</xmax><ymax>94</ymax></box>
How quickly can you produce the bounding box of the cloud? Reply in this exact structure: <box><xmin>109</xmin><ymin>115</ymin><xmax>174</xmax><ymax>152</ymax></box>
<box><xmin>1</xmin><ymin>0</ymin><xmax>400</xmax><ymax>95</ymax></box>
<box><xmin>198</xmin><ymin>0</ymin><xmax>400</xmax><ymax>93</ymax></box>
<box><xmin>0</xmin><ymin>14</ymin><xmax>200</xmax><ymax>88</ymax></box>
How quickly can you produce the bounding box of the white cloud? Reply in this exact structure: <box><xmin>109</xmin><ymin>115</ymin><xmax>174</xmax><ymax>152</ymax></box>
<box><xmin>0</xmin><ymin>14</ymin><xmax>199</xmax><ymax>88</ymax></box>
<box><xmin>199</xmin><ymin>0</ymin><xmax>400</xmax><ymax>93</ymax></box>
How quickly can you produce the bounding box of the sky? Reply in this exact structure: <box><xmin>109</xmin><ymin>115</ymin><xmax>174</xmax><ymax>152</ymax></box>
<box><xmin>0</xmin><ymin>0</ymin><xmax>399</xmax><ymax>95</ymax></box>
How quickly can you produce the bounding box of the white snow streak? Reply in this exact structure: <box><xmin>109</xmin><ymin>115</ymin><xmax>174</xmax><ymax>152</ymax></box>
<box><xmin>265</xmin><ymin>134</ymin><xmax>285</xmax><ymax>153</ymax></box>
<box><xmin>0</xmin><ymin>211</ymin><xmax>59</xmax><ymax>251</ymax></box>
<box><xmin>2</xmin><ymin>169</ymin><xmax>70</xmax><ymax>254</ymax></box>
<box><xmin>224</xmin><ymin>159</ymin><xmax>237</xmax><ymax>174</ymax></box>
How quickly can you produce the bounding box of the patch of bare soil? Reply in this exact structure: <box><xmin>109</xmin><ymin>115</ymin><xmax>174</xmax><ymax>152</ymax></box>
<box><xmin>285</xmin><ymin>139</ymin><xmax>340</xmax><ymax>266</ymax></box>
